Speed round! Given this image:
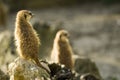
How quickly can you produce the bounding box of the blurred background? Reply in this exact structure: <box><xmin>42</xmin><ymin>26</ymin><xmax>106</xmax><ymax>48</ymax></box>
<box><xmin>0</xmin><ymin>0</ymin><xmax>120</xmax><ymax>80</ymax></box>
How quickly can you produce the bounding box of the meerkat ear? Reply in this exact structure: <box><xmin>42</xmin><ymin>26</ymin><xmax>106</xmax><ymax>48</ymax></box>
<box><xmin>24</xmin><ymin>14</ymin><xmax>27</xmax><ymax>19</ymax></box>
<box><xmin>59</xmin><ymin>35</ymin><xmax>62</xmax><ymax>39</ymax></box>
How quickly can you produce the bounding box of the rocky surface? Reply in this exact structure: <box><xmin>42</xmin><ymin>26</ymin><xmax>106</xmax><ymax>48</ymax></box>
<box><xmin>74</xmin><ymin>58</ymin><xmax>102</xmax><ymax>80</ymax></box>
<box><xmin>8</xmin><ymin>57</ymin><xmax>102</xmax><ymax>80</ymax></box>
<box><xmin>0</xmin><ymin>69</ymin><xmax>9</xmax><ymax>80</ymax></box>
<box><xmin>8</xmin><ymin>57</ymin><xmax>50</xmax><ymax>80</ymax></box>
<box><xmin>0</xmin><ymin>30</ymin><xmax>17</xmax><ymax>73</ymax></box>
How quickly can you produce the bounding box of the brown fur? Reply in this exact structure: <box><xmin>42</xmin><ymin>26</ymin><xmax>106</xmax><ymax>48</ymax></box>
<box><xmin>14</xmin><ymin>10</ymin><xmax>50</xmax><ymax>73</ymax></box>
<box><xmin>51</xmin><ymin>30</ymin><xmax>74</xmax><ymax>70</ymax></box>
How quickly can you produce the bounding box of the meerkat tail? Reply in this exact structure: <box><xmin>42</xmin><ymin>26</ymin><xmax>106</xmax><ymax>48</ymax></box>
<box><xmin>34</xmin><ymin>58</ymin><xmax>50</xmax><ymax>74</ymax></box>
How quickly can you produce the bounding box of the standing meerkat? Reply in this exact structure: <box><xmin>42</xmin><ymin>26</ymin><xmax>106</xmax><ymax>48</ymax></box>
<box><xmin>14</xmin><ymin>10</ymin><xmax>50</xmax><ymax>73</ymax></box>
<box><xmin>51</xmin><ymin>30</ymin><xmax>74</xmax><ymax>70</ymax></box>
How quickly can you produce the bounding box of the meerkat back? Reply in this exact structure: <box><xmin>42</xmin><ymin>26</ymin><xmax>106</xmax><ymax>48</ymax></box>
<box><xmin>14</xmin><ymin>10</ymin><xmax>40</xmax><ymax>60</ymax></box>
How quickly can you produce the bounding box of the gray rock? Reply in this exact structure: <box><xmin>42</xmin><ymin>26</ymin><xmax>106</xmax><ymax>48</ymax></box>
<box><xmin>74</xmin><ymin>58</ymin><xmax>102</xmax><ymax>80</ymax></box>
<box><xmin>8</xmin><ymin>57</ymin><xmax>50</xmax><ymax>80</ymax></box>
<box><xmin>0</xmin><ymin>69</ymin><xmax>9</xmax><ymax>80</ymax></box>
<box><xmin>0</xmin><ymin>31</ymin><xmax>17</xmax><ymax>73</ymax></box>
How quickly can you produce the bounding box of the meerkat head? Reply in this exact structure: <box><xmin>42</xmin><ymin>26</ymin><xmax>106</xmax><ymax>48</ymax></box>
<box><xmin>56</xmin><ymin>30</ymin><xmax>69</xmax><ymax>42</ymax></box>
<box><xmin>16</xmin><ymin>10</ymin><xmax>34</xmax><ymax>22</ymax></box>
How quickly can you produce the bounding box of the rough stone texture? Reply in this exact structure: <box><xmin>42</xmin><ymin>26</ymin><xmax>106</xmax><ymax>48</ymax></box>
<box><xmin>80</xmin><ymin>73</ymin><xmax>100</xmax><ymax>80</ymax></box>
<box><xmin>0</xmin><ymin>69</ymin><xmax>9</xmax><ymax>80</ymax></box>
<box><xmin>74</xmin><ymin>58</ymin><xmax>102</xmax><ymax>80</ymax></box>
<box><xmin>8</xmin><ymin>57</ymin><xmax>50</xmax><ymax>80</ymax></box>
<box><xmin>0</xmin><ymin>30</ymin><xmax>17</xmax><ymax>72</ymax></box>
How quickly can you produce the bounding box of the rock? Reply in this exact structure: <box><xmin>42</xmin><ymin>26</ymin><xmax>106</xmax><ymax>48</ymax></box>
<box><xmin>0</xmin><ymin>31</ymin><xmax>17</xmax><ymax>73</ymax></box>
<box><xmin>0</xmin><ymin>69</ymin><xmax>9</xmax><ymax>80</ymax></box>
<box><xmin>48</xmin><ymin>63</ymin><xmax>62</xmax><ymax>77</ymax></box>
<box><xmin>74</xmin><ymin>58</ymin><xmax>102</xmax><ymax>80</ymax></box>
<box><xmin>80</xmin><ymin>73</ymin><xmax>100</xmax><ymax>80</ymax></box>
<box><xmin>48</xmin><ymin>63</ymin><xmax>75</xmax><ymax>80</ymax></box>
<box><xmin>8</xmin><ymin>57</ymin><xmax>50</xmax><ymax>80</ymax></box>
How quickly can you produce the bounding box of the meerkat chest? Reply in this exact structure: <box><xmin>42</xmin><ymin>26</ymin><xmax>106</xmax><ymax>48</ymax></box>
<box><xmin>17</xmin><ymin>23</ymin><xmax>39</xmax><ymax>43</ymax></box>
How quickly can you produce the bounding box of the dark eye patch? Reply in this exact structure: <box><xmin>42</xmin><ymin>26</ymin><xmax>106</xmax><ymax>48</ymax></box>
<box><xmin>29</xmin><ymin>12</ymin><xmax>32</xmax><ymax>15</ymax></box>
<box><xmin>24</xmin><ymin>14</ymin><xmax>27</xmax><ymax>19</ymax></box>
<box><xmin>64</xmin><ymin>33</ymin><xmax>68</xmax><ymax>36</ymax></box>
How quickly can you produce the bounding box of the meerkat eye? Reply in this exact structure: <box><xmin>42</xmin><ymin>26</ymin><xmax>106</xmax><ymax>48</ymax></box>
<box><xmin>59</xmin><ymin>34</ymin><xmax>62</xmax><ymax>39</ymax></box>
<box><xmin>64</xmin><ymin>33</ymin><xmax>67</xmax><ymax>36</ymax></box>
<box><xmin>29</xmin><ymin>12</ymin><xmax>32</xmax><ymax>15</ymax></box>
<box><xmin>24</xmin><ymin>14</ymin><xmax>27</xmax><ymax>19</ymax></box>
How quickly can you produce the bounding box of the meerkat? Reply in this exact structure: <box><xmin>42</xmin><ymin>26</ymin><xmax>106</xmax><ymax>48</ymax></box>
<box><xmin>14</xmin><ymin>10</ymin><xmax>50</xmax><ymax>73</ymax></box>
<box><xmin>51</xmin><ymin>30</ymin><xmax>74</xmax><ymax>70</ymax></box>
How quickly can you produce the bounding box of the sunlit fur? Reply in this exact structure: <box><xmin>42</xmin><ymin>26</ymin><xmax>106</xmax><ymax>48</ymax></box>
<box><xmin>15</xmin><ymin>10</ymin><xmax>40</xmax><ymax>60</ymax></box>
<box><xmin>51</xmin><ymin>30</ymin><xmax>74</xmax><ymax>70</ymax></box>
<box><xmin>14</xmin><ymin>10</ymin><xmax>51</xmax><ymax>73</ymax></box>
